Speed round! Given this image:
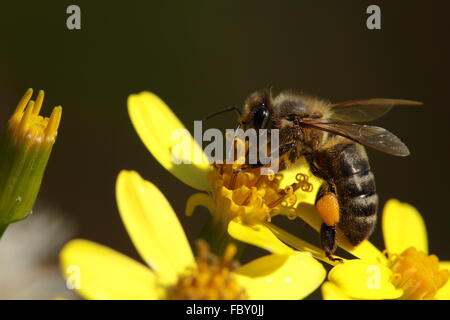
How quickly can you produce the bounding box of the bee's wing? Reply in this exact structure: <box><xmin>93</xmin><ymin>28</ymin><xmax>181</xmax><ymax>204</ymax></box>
<box><xmin>302</xmin><ymin>119</ymin><xmax>410</xmax><ymax>156</ymax></box>
<box><xmin>329</xmin><ymin>99</ymin><xmax>422</xmax><ymax>122</ymax></box>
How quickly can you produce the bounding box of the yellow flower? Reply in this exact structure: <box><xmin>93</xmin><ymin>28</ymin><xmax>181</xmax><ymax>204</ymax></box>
<box><xmin>127</xmin><ymin>91</ymin><xmax>319</xmax><ymax>253</ymax></box>
<box><xmin>320</xmin><ymin>199</ymin><xmax>450</xmax><ymax>300</ymax></box>
<box><xmin>0</xmin><ymin>89</ymin><xmax>62</xmax><ymax>235</ymax></box>
<box><xmin>60</xmin><ymin>171</ymin><xmax>326</xmax><ymax>300</ymax></box>
<box><xmin>231</xmin><ymin>198</ymin><xmax>450</xmax><ymax>300</ymax></box>
<box><xmin>126</xmin><ymin>91</ymin><xmax>449</xmax><ymax>300</ymax></box>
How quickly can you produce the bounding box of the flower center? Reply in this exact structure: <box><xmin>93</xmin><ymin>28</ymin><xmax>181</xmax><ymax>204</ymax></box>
<box><xmin>387</xmin><ymin>247</ymin><xmax>449</xmax><ymax>299</ymax></box>
<box><xmin>168</xmin><ymin>241</ymin><xmax>247</xmax><ymax>300</ymax></box>
<box><xmin>207</xmin><ymin>161</ymin><xmax>313</xmax><ymax>225</ymax></box>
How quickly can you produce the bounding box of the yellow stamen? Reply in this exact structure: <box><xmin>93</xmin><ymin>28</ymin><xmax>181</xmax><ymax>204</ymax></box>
<box><xmin>45</xmin><ymin>106</ymin><xmax>62</xmax><ymax>139</ymax></box>
<box><xmin>17</xmin><ymin>100</ymin><xmax>35</xmax><ymax>135</ymax></box>
<box><xmin>9</xmin><ymin>89</ymin><xmax>62</xmax><ymax>145</ymax></box>
<box><xmin>13</xmin><ymin>88</ymin><xmax>33</xmax><ymax>114</ymax></box>
<box><xmin>388</xmin><ymin>247</ymin><xmax>449</xmax><ymax>300</ymax></box>
<box><xmin>207</xmin><ymin>161</ymin><xmax>313</xmax><ymax>226</ymax></box>
<box><xmin>33</xmin><ymin>90</ymin><xmax>45</xmax><ymax>115</ymax></box>
<box><xmin>168</xmin><ymin>241</ymin><xmax>247</xmax><ymax>300</ymax></box>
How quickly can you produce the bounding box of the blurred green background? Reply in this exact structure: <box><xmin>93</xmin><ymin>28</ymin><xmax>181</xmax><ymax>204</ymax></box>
<box><xmin>1</xmin><ymin>0</ymin><xmax>449</xmax><ymax>297</ymax></box>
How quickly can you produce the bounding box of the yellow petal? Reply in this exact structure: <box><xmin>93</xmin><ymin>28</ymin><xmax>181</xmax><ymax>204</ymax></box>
<box><xmin>279</xmin><ymin>157</ymin><xmax>322</xmax><ymax>205</ymax></box>
<box><xmin>227</xmin><ymin>219</ymin><xmax>293</xmax><ymax>255</ymax></box>
<box><xmin>60</xmin><ymin>239</ymin><xmax>159</xmax><ymax>300</ymax></box>
<box><xmin>382</xmin><ymin>199</ymin><xmax>428</xmax><ymax>254</ymax></box>
<box><xmin>128</xmin><ymin>92</ymin><xmax>210</xmax><ymax>191</ymax></box>
<box><xmin>294</xmin><ymin>203</ymin><xmax>322</xmax><ymax>232</ymax></box>
<box><xmin>235</xmin><ymin>252</ymin><xmax>326</xmax><ymax>300</ymax></box>
<box><xmin>294</xmin><ymin>203</ymin><xmax>384</xmax><ymax>263</ymax></box>
<box><xmin>116</xmin><ymin>170</ymin><xmax>195</xmax><ymax>284</ymax></box>
<box><xmin>264</xmin><ymin>222</ymin><xmax>340</xmax><ymax>265</ymax></box>
<box><xmin>321</xmin><ymin>281</ymin><xmax>352</xmax><ymax>300</ymax></box>
<box><xmin>185</xmin><ymin>192</ymin><xmax>216</xmax><ymax>217</ymax></box>
<box><xmin>328</xmin><ymin>259</ymin><xmax>403</xmax><ymax>299</ymax></box>
<box><xmin>436</xmin><ymin>261</ymin><xmax>450</xmax><ymax>300</ymax></box>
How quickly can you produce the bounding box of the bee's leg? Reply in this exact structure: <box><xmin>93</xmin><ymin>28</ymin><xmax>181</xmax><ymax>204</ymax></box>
<box><xmin>279</xmin><ymin>142</ymin><xmax>297</xmax><ymax>155</ymax></box>
<box><xmin>305</xmin><ymin>153</ymin><xmax>343</xmax><ymax>261</ymax></box>
<box><xmin>320</xmin><ymin>223</ymin><xmax>341</xmax><ymax>262</ymax></box>
<box><xmin>234</xmin><ymin>162</ymin><xmax>265</xmax><ymax>172</ymax></box>
<box><xmin>316</xmin><ymin>183</ymin><xmax>342</xmax><ymax>262</ymax></box>
<box><xmin>304</xmin><ymin>153</ymin><xmax>328</xmax><ymax>180</ymax></box>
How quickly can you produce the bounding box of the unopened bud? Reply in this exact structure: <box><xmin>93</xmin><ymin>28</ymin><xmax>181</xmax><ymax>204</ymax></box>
<box><xmin>0</xmin><ymin>89</ymin><xmax>62</xmax><ymax>234</ymax></box>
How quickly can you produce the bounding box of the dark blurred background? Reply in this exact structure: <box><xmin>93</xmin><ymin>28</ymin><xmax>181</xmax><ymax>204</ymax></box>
<box><xmin>0</xmin><ymin>0</ymin><xmax>449</xmax><ymax>297</ymax></box>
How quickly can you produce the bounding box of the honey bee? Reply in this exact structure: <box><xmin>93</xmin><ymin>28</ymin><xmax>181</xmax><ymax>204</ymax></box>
<box><xmin>236</xmin><ymin>89</ymin><xmax>421</xmax><ymax>261</ymax></box>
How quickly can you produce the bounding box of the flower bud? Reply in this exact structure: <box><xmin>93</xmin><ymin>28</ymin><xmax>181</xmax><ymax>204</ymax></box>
<box><xmin>0</xmin><ymin>89</ymin><xmax>62</xmax><ymax>234</ymax></box>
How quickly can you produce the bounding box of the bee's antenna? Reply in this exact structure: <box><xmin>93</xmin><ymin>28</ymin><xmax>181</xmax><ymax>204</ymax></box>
<box><xmin>204</xmin><ymin>107</ymin><xmax>241</xmax><ymax>121</ymax></box>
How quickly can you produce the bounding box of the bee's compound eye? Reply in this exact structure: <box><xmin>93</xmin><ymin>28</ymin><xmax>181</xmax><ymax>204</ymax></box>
<box><xmin>252</xmin><ymin>107</ymin><xmax>269</xmax><ymax>129</ymax></box>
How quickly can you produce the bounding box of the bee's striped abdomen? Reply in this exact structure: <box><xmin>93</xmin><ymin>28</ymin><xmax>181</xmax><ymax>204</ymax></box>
<box><xmin>316</xmin><ymin>142</ymin><xmax>378</xmax><ymax>246</ymax></box>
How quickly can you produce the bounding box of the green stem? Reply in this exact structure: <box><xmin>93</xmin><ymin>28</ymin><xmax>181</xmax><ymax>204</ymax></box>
<box><xmin>198</xmin><ymin>216</ymin><xmax>246</xmax><ymax>259</ymax></box>
<box><xmin>0</xmin><ymin>223</ymin><xmax>8</xmax><ymax>239</ymax></box>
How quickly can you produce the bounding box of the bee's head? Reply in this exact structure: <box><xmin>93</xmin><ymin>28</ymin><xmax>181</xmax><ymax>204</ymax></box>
<box><xmin>242</xmin><ymin>90</ymin><xmax>272</xmax><ymax>130</ymax></box>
